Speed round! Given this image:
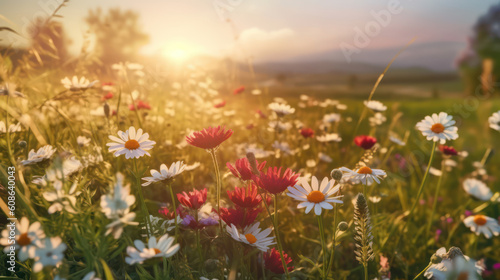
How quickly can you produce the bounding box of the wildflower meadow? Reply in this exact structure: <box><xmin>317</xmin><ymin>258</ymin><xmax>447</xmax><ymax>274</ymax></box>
<box><xmin>1</xmin><ymin>1</ymin><xmax>500</xmax><ymax>280</ymax></box>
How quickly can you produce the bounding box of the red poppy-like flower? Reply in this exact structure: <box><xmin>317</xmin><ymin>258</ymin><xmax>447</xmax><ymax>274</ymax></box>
<box><xmin>233</xmin><ymin>86</ymin><xmax>245</xmax><ymax>95</ymax></box>
<box><xmin>177</xmin><ymin>188</ymin><xmax>207</xmax><ymax>210</ymax></box>
<box><xmin>439</xmin><ymin>145</ymin><xmax>458</xmax><ymax>156</ymax></box>
<box><xmin>253</xmin><ymin>167</ymin><xmax>299</xmax><ymax>194</ymax></box>
<box><xmin>129</xmin><ymin>100</ymin><xmax>151</xmax><ymax>111</ymax></box>
<box><xmin>227</xmin><ymin>158</ymin><xmax>266</xmax><ymax>181</ymax></box>
<box><xmin>101</xmin><ymin>92</ymin><xmax>114</xmax><ymax>101</ymax></box>
<box><xmin>354</xmin><ymin>135</ymin><xmax>377</xmax><ymax>150</ymax></box>
<box><xmin>227</xmin><ymin>184</ymin><xmax>262</xmax><ymax>208</ymax></box>
<box><xmin>299</xmin><ymin>127</ymin><xmax>314</xmax><ymax>138</ymax></box>
<box><xmin>158</xmin><ymin>205</ymin><xmax>184</xmax><ymax>219</ymax></box>
<box><xmin>264</xmin><ymin>248</ymin><xmax>294</xmax><ymax>274</ymax></box>
<box><xmin>217</xmin><ymin>207</ymin><xmax>260</xmax><ymax>229</ymax></box>
<box><xmin>256</xmin><ymin>109</ymin><xmax>267</xmax><ymax>119</ymax></box>
<box><xmin>214</xmin><ymin>100</ymin><xmax>226</xmax><ymax>108</ymax></box>
<box><xmin>186</xmin><ymin>126</ymin><xmax>233</xmax><ymax>150</ymax></box>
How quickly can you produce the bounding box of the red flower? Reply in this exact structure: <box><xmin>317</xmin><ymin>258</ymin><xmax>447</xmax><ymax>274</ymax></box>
<box><xmin>439</xmin><ymin>145</ymin><xmax>458</xmax><ymax>156</ymax></box>
<box><xmin>233</xmin><ymin>86</ymin><xmax>245</xmax><ymax>95</ymax></box>
<box><xmin>129</xmin><ymin>100</ymin><xmax>151</xmax><ymax>111</ymax></box>
<box><xmin>214</xmin><ymin>100</ymin><xmax>226</xmax><ymax>108</ymax></box>
<box><xmin>186</xmin><ymin>126</ymin><xmax>233</xmax><ymax>150</ymax></box>
<box><xmin>158</xmin><ymin>205</ymin><xmax>184</xmax><ymax>219</ymax></box>
<box><xmin>299</xmin><ymin>127</ymin><xmax>314</xmax><ymax>138</ymax></box>
<box><xmin>246</xmin><ymin>124</ymin><xmax>255</xmax><ymax>130</ymax></box>
<box><xmin>264</xmin><ymin>248</ymin><xmax>293</xmax><ymax>274</ymax></box>
<box><xmin>177</xmin><ymin>188</ymin><xmax>207</xmax><ymax>210</ymax></box>
<box><xmin>354</xmin><ymin>135</ymin><xmax>377</xmax><ymax>150</ymax></box>
<box><xmin>101</xmin><ymin>92</ymin><xmax>113</xmax><ymax>101</ymax></box>
<box><xmin>253</xmin><ymin>167</ymin><xmax>299</xmax><ymax>195</ymax></box>
<box><xmin>218</xmin><ymin>207</ymin><xmax>260</xmax><ymax>229</ymax></box>
<box><xmin>227</xmin><ymin>184</ymin><xmax>262</xmax><ymax>208</ymax></box>
<box><xmin>256</xmin><ymin>109</ymin><xmax>267</xmax><ymax>119</ymax></box>
<box><xmin>227</xmin><ymin>157</ymin><xmax>266</xmax><ymax>181</ymax></box>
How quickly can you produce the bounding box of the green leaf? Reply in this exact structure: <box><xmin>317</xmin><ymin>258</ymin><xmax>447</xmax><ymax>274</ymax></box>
<box><xmin>100</xmin><ymin>259</ymin><xmax>114</xmax><ymax>280</ymax></box>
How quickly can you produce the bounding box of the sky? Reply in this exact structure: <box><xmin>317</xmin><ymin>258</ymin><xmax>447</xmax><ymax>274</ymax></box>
<box><xmin>0</xmin><ymin>0</ymin><xmax>498</xmax><ymax>70</ymax></box>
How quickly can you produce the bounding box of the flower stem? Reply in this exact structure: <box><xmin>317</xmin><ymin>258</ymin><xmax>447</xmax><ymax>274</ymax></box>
<box><xmin>380</xmin><ymin>141</ymin><xmax>437</xmax><ymax>250</ymax></box>
<box><xmin>317</xmin><ymin>214</ymin><xmax>327</xmax><ymax>280</ymax></box>
<box><xmin>133</xmin><ymin>158</ymin><xmax>152</xmax><ymax>237</ymax></box>
<box><xmin>412</xmin><ymin>262</ymin><xmax>432</xmax><ymax>280</ymax></box>
<box><xmin>407</xmin><ymin>141</ymin><xmax>437</xmax><ymax>224</ymax></box>
<box><xmin>260</xmin><ymin>194</ymin><xmax>290</xmax><ymax>280</ymax></box>
<box><xmin>209</xmin><ymin>149</ymin><xmax>223</xmax><ymax>233</ymax></box>
<box><xmin>326</xmin><ymin>205</ymin><xmax>338</xmax><ymax>276</ymax></box>
<box><xmin>425</xmin><ymin>160</ymin><xmax>446</xmax><ymax>240</ymax></box>
<box><xmin>195</xmin><ymin>211</ymin><xmax>204</xmax><ymax>268</ymax></box>
<box><xmin>168</xmin><ymin>183</ymin><xmax>179</xmax><ymax>242</ymax></box>
<box><xmin>363</xmin><ymin>263</ymin><xmax>368</xmax><ymax>280</ymax></box>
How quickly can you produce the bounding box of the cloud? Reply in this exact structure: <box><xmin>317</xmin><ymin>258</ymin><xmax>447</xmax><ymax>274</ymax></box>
<box><xmin>236</xmin><ymin>28</ymin><xmax>298</xmax><ymax>61</ymax></box>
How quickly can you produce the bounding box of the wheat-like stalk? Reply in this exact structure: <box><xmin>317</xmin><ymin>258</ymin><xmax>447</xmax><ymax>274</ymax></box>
<box><xmin>354</xmin><ymin>193</ymin><xmax>374</xmax><ymax>272</ymax></box>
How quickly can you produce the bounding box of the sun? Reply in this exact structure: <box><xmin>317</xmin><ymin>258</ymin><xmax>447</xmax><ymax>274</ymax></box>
<box><xmin>166</xmin><ymin>48</ymin><xmax>188</xmax><ymax>62</ymax></box>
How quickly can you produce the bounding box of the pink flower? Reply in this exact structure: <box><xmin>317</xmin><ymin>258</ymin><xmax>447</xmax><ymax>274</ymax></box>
<box><xmin>227</xmin><ymin>157</ymin><xmax>266</xmax><ymax>181</ymax></box>
<box><xmin>177</xmin><ymin>188</ymin><xmax>207</xmax><ymax>210</ymax></box>
<box><xmin>186</xmin><ymin>126</ymin><xmax>233</xmax><ymax>150</ymax></box>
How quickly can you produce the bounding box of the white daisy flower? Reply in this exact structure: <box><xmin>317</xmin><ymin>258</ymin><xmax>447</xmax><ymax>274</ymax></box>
<box><xmin>316</xmin><ymin>133</ymin><xmax>342</xmax><ymax>143</ymax></box>
<box><xmin>463</xmin><ymin>214</ymin><xmax>500</xmax><ymax>238</ymax></box>
<box><xmin>125</xmin><ymin>233</ymin><xmax>180</xmax><ymax>265</ymax></box>
<box><xmin>369</xmin><ymin>196</ymin><xmax>382</xmax><ymax>203</ymax></box>
<box><xmin>272</xmin><ymin>141</ymin><xmax>294</xmax><ymax>155</ymax></box>
<box><xmin>77</xmin><ymin>136</ymin><xmax>91</xmax><ymax>147</ymax></box>
<box><xmin>0</xmin><ymin>121</ymin><xmax>22</xmax><ymax>134</ymax></box>
<box><xmin>105</xmin><ymin>211</ymin><xmax>138</xmax><ymax>239</ymax></box>
<box><xmin>488</xmin><ymin>110</ymin><xmax>500</xmax><ymax>131</ymax></box>
<box><xmin>106</xmin><ymin>126</ymin><xmax>156</xmax><ymax>159</ymax></box>
<box><xmin>429</xmin><ymin>167</ymin><xmax>443</xmax><ymax>177</ymax></box>
<box><xmin>83</xmin><ymin>271</ymin><xmax>101</xmax><ymax>280</ymax></box>
<box><xmin>61</xmin><ymin>76</ymin><xmax>98</xmax><ymax>91</ymax></box>
<box><xmin>287</xmin><ymin>176</ymin><xmax>343</xmax><ymax>216</ymax></box>
<box><xmin>322</xmin><ymin>113</ymin><xmax>341</xmax><ymax>123</ymax></box>
<box><xmin>43</xmin><ymin>182</ymin><xmax>79</xmax><ymax>214</ymax></box>
<box><xmin>369</xmin><ymin>112</ymin><xmax>387</xmax><ymax>126</ymax></box>
<box><xmin>427</xmin><ymin>256</ymin><xmax>481</xmax><ymax>280</ymax></box>
<box><xmin>227</xmin><ymin>222</ymin><xmax>275</xmax><ymax>252</ymax></box>
<box><xmin>101</xmin><ymin>173</ymin><xmax>135</xmax><ymax>218</ymax></box>
<box><xmin>339</xmin><ymin>166</ymin><xmax>386</xmax><ymax>185</ymax></box>
<box><xmin>21</xmin><ymin>145</ymin><xmax>57</xmax><ymax>165</ymax></box>
<box><xmin>416</xmin><ymin>112</ymin><xmax>458</xmax><ymax>144</ymax></box>
<box><xmin>268</xmin><ymin>121</ymin><xmax>293</xmax><ymax>131</ymax></box>
<box><xmin>364</xmin><ymin>100</ymin><xmax>387</xmax><ymax>112</ymax></box>
<box><xmin>0</xmin><ymin>217</ymin><xmax>45</xmax><ymax>261</ymax></box>
<box><xmin>142</xmin><ymin>161</ymin><xmax>186</xmax><ymax>186</ymax></box>
<box><xmin>32</xmin><ymin>157</ymin><xmax>83</xmax><ymax>185</ymax></box>
<box><xmin>318</xmin><ymin>152</ymin><xmax>332</xmax><ymax>163</ymax></box>
<box><xmin>32</xmin><ymin>237</ymin><xmax>67</xmax><ymax>273</ymax></box>
<box><xmin>462</xmin><ymin>178</ymin><xmax>493</xmax><ymax>201</ymax></box>
<box><xmin>389</xmin><ymin>135</ymin><xmax>406</xmax><ymax>146</ymax></box>
<box><xmin>268</xmin><ymin>102</ymin><xmax>295</xmax><ymax>117</ymax></box>
<box><xmin>424</xmin><ymin>247</ymin><xmax>484</xmax><ymax>280</ymax></box>
<box><xmin>184</xmin><ymin>162</ymin><xmax>201</xmax><ymax>171</ymax></box>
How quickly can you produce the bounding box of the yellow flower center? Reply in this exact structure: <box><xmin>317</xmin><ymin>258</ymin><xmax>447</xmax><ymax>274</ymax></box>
<box><xmin>245</xmin><ymin>233</ymin><xmax>257</xmax><ymax>244</ymax></box>
<box><xmin>153</xmin><ymin>248</ymin><xmax>161</xmax><ymax>255</ymax></box>
<box><xmin>17</xmin><ymin>233</ymin><xmax>31</xmax><ymax>246</ymax></box>
<box><xmin>307</xmin><ymin>190</ymin><xmax>325</xmax><ymax>203</ymax></box>
<box><xmin>124</xmin><ymin>139</ymin><xmax>140</xmax><ymax>150</ymax></box>
<box><xmin>473</xmin><ymin>215</ymin><xmax>487</xmax><ymax>226</ymax></box>
<box><xmin>357</xmin><ymin>166</ymin><xmax>373</xmax><ymax>174</ymax></box>
<box><xmin>431</xmin><ymin>123</ymin><xmax>445</xmax><ymax>134</ymax></box>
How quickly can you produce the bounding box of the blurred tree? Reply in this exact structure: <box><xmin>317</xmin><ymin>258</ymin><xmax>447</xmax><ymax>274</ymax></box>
<box><xmin>85</xmin><ymin>8</ymin><xmax>149</xmax><ymax>66</ymax></box>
